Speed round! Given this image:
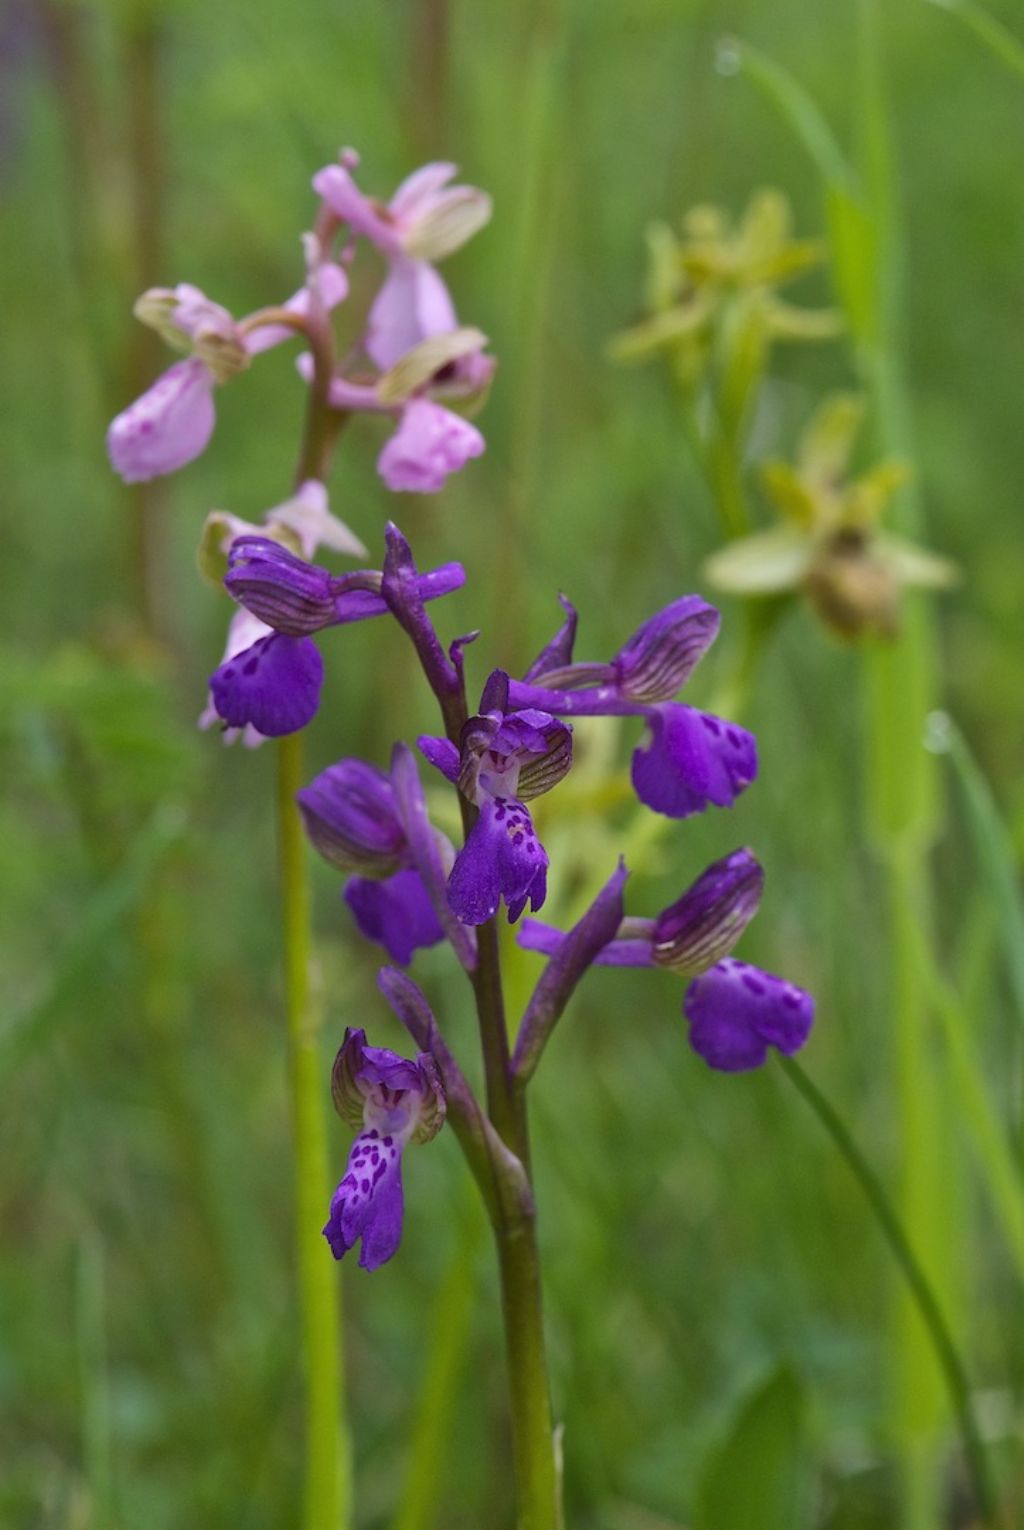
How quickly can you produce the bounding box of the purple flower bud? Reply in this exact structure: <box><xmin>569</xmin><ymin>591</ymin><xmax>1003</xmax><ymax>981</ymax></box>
<box><xmin>297</xmin><ymin>761</ymin><xmax>407</xmax><ymax>875</ymax></box>
<box><xmin>684</xmin><ymin>958</ymin><xmax>814</xmax><ymax>1072</ymax></box>
<box><xmin>325</xmin><ymin>1026</ymin><xmax>446</xmax><ymax>1270</ymax></box>
<box><xmin>224</xmin><ymin>537</ymin><xmax>339</xmax><ymax>636</ymax></box>
<box><xmin>611</xmin><ymin>596</ymin><xmax>721</xmax><ymax>702</ymax></box>
<box><xmin>651</xmin><ymin>849</ymin><xmax>764</xmax><ymax>975</ymax></box>
<box><xmin>378</xmin><ymin>399</ymin><xmax>484</xmax><ymax>494</ymax></box>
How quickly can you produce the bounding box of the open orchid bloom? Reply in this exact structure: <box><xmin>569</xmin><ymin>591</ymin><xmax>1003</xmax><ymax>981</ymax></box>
<box><xmin>609</xmin><ymin>188</ymin><xmax>841</xmax><ymax>384</ymax></box>
<box><xmin>519</xmin><ymin>849</ymin><xmax>813</xmax><ymax>1071</ymax></box>
<box><xmin>297</xmin><ymin>754</ymin><xmax>460</xmax><ymax>967</ymax></box>
<box><xmin>294</xmin><ymin>255</ymin><xmax>493</xmax><ymax>495</ymax></box>
<box><xmin>324</xmin><ymin>1027</ymin><xmax>446</xmax><ymax>1270</ymax></box>
<box><xmin>107</xmin><ymin>267</ymin><xmax>348</xmax><ymax>483</ymax></box>
<box><xmin>209</xmin><ymin>534</ymin><xmax>465</xmax><ymax>736</ymax></box>
<box><xmin>313</xmin><ymin>152</ymin><xmax>492</xmax><ymax>263</ymax></box>
<box><xmin>703</xmin><ymin>392</ymin><xmax>959</xmax><ymax>638</ymax></box>
<box><xmin>507</xmin><ymin>594</ymin><xmax>757</xmax><ymax>819</ymax></box>
<box><xmin>419</xmin><ymin>672</ymin><xmax>573</xmax><ymax>925</ymax></box>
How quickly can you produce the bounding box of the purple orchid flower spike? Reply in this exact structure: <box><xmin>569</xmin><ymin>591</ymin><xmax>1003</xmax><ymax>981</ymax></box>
<box><xmin>518</xmin><ymin>848</ymin><xmax>813</xmax><ymax>1071</ymax></box>
<box><xmin>107</xmin><ymin>266</ymin><xmax>348</xmax><ymax>483</ymax></box>
<box><xmin>325</xmin><ymin>1026</ymin><xmax>446</xmax><ymax>1270</ymax></box>
<box><xmin>507</xmin><ymin>595</ymin><xmax>758</xmax><ymax>819</ymax></box>
<box><xmin>298</xmin><ymin>749</ymin><xmax>475</xmax><ymax>970</ymax></box>
<box><xmin>313</xmin><ymin>151</ymin><xmax>491</xmax><ymax>263</ymax></box>
<box><xmin>210</xmin><ymin>533</ymin><xmax>466</xmax><ymax>736</ymax></box>
<box><xmin>420</xmin><ymin>671</ymin><xmax>573</xmax><ymax>925</ymax></box>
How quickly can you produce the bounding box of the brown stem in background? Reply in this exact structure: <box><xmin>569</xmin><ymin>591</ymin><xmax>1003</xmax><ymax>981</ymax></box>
<box><xmin>122</xmin><ymin>11</ymin><xmax>173</xmax><ymax>644</ymax></box>
<box><xmin>407</xmin><ymin>0</ymin><xmax>449</xmax><ymax>156</ymax></box>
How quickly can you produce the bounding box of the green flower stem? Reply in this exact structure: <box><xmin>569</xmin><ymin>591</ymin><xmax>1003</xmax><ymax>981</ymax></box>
<box><xmin>468</xmin><ymin>906</ymin><xmax>560</xmax><ymax>1530</ymax></box>
<box><xmin>277</xmin><ymin>730</ymin><xmax>350</xmax><ymax>1530</ymax></box>
<box><xmin>276</xmin><ymin>295</ymin><xmax>351</xmax><ymax>1529</ymax></box>
<box><xmin>779</xmin><ymin>1055</ymin><xmax>999</xmax><ymax>1526</ymax></box>
<box><xmin>424</xmin><ymin>708</ymin><xmax>559</xmax><ymax>1527</ymax></box>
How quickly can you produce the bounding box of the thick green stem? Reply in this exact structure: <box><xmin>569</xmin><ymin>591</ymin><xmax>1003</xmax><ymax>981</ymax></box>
<box><xmin>779</xmin><ymin>1056</ymin><xmax>998</xmax><ymax>1526</ymax></box>
<box><xmin>278</xmin><ymin>731</ymin><xmax>350</xmax><ymax>1530</ymax></box>
<box><xmin>495</xmin><ymin>1203</ymin><xmax>561</xmax><ymax>1530</ymax></box>
<box><xmin>464</xmin><ymin>900</ymin><xmax>559</xmax><ymax>1528</ymax></box>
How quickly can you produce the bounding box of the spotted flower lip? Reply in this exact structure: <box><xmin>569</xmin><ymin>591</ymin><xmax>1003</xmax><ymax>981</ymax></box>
<box><xmin>419</xmin><ymin>672</ymin><xmax>573</xmax><ymax>926</ymax></box>
<box><xmin>325</xmin><ymin>1026</ymin><xmax>445</xmax><ymax>1270</ymax></box>
<box><xmin>684</xmin><ymin>958</ymin><xmax>814</xmax><ymax>1071</ymax></box>
<box><xmin>507</xmin><ymin>595</ymin><xmax>756</xmax><ymax>820</ymax></box>
<box><xmin>516</xmin><ymin>850</ymin><xmax>811</xmax><ymax>1072</ymax></box>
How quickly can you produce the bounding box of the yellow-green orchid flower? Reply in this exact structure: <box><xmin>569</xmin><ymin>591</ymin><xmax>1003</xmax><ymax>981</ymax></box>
<box><xmin>703</xmin><ymin>393</ymin><xmax>958</xmax><ymax>639</ymax></box>
<box><xmin>608</xmin><ymin>188</ymin><xmax>842</xmax><ymax>383</ymax></box>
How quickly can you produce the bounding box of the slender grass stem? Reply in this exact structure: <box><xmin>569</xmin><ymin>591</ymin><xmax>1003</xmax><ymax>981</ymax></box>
<box><xmin>277</xmin><ymin>730</ymin><xmax>350</xmax><ymax>1530</ymax></box>
<box><xmin>779</xmin><ymin>1055</ymin><xmax>999</xmax><ymax>1526</ymax></box>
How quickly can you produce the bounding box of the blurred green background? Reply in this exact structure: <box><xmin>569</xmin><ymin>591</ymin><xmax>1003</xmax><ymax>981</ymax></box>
<box><xmin>4</xmin><ymin>0</ymin><xmax>1024</xmax><ymax>1525</ymax></box>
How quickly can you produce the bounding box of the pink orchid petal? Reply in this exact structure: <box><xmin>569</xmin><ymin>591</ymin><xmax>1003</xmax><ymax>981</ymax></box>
<box><xmin>107</xmin><ymin>359</ymin><xmax>216</xmax><ymax>483</ymax></box>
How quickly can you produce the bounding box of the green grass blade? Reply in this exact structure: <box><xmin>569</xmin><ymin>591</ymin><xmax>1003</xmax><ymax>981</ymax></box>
<box><xmin>927</xmin><ymin>0</ymin><xmax>1024</xmax><ymax>81</ymax></box>
<box><xmin>933</xmin><ymin>713</ymin><xmax>1024</xmax><ymax>1032</ymax></box>
<box><xmin>1</xmin><ymin>803</ymin><xmax>186</xmax><ymax>1074</ymax></box>
<box><xmin>693</xmin><ymin>1365</ymin><xmax>808</xmax><ymax>1530</ymax></box>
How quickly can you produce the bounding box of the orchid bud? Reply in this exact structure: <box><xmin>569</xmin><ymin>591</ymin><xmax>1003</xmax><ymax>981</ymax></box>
<box><xmin>652</xmin><ymin>849</ymin><xmax>764</xmax><ymax>976</ymax></box>
<box><xmin>297</xmin><ymin>761</ymin><xmax>407</xmax><ymax>876</ymax></box>
<box><xmin>224</xmin><ymin>537</ymin><xmax>338</xmax><ymax>636</ymax></box>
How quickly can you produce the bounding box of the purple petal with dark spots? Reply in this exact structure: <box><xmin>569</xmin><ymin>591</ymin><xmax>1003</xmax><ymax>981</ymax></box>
<box><xmin>631</xmin><ymin>703</ymin><xmax>758</xmax><ymax>818</ymax></box>
<box><xmin>209</xmin><ymin>633</ymin><xmax>323</xmax><ymax>736</ymax></box>
<box><xmin>324</xmin><ymin>1135</ymin><xmax>405</xmax><ymax>1270</ymax></box>
<box><xmin>447</xmin><ymin>797</ymin><xmax>549</xmax><ymax>925</ymax></box>
<box><xmin>684</xmin><ymin>957</ymin><xmax>814</xmax><ymax>1072</ymax></box>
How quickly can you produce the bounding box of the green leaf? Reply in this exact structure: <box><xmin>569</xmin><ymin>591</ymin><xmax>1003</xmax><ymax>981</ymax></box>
<box><xmin>937</xmin><ymin>715</ymin><xmax>1024</xmax><ymax>1033</ymax></box>
<box><xmin>928</xmin><ymin>0</ymin><xmax>1024</xmax><ymax>83</ymax></box>
<box><xmin>693</xmin><ymin>1365</ymin><xmax>808</xmax><ymax>1530</ymax></box>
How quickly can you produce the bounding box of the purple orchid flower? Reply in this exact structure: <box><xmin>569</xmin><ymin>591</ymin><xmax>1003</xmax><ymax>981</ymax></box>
<box><xmin>297</xmin><ymin>750</ymin><xmax>473</xmax><ymax>969</ymax></box>
<box><xmin>325</xmin><ymin>1026</ymin><xmax>446</xmax><ymax>1270</ymax></box>
<box><xmin>378</xmin><ymin>398</ymin><xmax>484</xmax><ymax>493</ymax></box>
<box><xmin>209</xmin><ymin>534</ymin><xmax>465</xmax><ymax>737</ymax></box>
<box><xmin>295</xmin><ymin>256</ymin><xmax>493</xmax><ymax>495</ymax></box>
<box><xmin>419</xmin><ymin>671</ymin><xmax>573</xmax><ymax>925</ymax></box>
<box><xmin>506</xmin><ymin>595</ymin><xmax>758</xmax><ymax>819</ymax></box>
<box><xmin>518</xmin><ymin>848</ymin><xmax>813</xmax><ymax>1071</ymax></box>
<box><xmin>107</xmin><ymin>265</ymin><xmax>347</xmax><ymax>483</ymax></box>
<box><xmin>313</xmin><ymin>151</ymin><xmax>491</xmax><ymax>263</ymax></box>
